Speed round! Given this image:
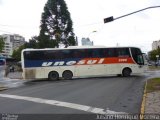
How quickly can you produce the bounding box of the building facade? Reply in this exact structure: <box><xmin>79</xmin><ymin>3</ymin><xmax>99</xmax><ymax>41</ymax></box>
<box><xmin>152</xmin><ymin>40</ymin><xmax>160</xmax><ymax>50</ymax></box>
<box><xmin>81</xmin><ymin>38</ymin><xmax>93</xmax><ymax>46</ymax></box>
<box><xmin>0</xmin><ymin>34</ymin><xmax>25</xmax><ymax>57</ymax></box>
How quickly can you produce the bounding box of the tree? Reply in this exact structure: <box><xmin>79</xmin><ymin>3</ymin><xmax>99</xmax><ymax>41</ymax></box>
<box><xmin>12</xmin><ymin>44</ymin><xmax>26</xmax><ymax>61</ymax></box>
<box><xmin>38</xmin><ymin>0</ymin><xmax>76</xmax><ymax>48</ymax></box>
<box><xmin>148</xmin><ymin>48</ymin><xmax>160</xmax><ymax>61</ymax></box>
<box><xmin>0</xmin><ymin>36</ymin><xmax>5</xmax><ymax>52</ymax></box>
<box><xmin>26</xmin><ymin>36</ymin><xmax>39</xmax><ymax>48</ymax></box>
<box><xmin>12</xmin><ymin>36</ymin><xmax>39</xmax><ymax>61</ymax></box>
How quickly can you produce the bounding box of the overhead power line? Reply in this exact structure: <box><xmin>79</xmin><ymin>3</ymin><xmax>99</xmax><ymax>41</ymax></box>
<box><xmin>0</xmin><ymin>29</ymin><xmax>14</xmax><ymax>34</ymax></box>
<box><xmin>0</xmin><ymin>24</ymin><xmax>22</xmax><ymax>28</ymax></box>
<box><xmin>0</xmin><ymin>24</ymin><xmax>39</xmax><ymax>29</ymax></box>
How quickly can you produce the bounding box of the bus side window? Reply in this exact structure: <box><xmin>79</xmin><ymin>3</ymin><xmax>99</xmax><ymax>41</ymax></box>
<box><xmin>36</xmin><ymin>51</ymin><xmax>45</xmax><ymax>60</ymax></box>
<box><xmin>55</xmin><ymin>51</ymin><xmax>63</xmax><ymax>59</ymax></box>
<box><xmin>44</xmin><ymin>51</ymin><xmax>57</xmax><ymax>60</ymax></box>
<box><xmin>26</xmin><ymin>51</ymin><xmax>45</xmax><ymax>60</ymax></box>
<box><xmin>61</xmin><ymin>50</ymin><xmax>73</xmax><ymax>59</ymax></box>
<box><xmin>81</xmin><ymin>49</ymin><xmax>105</xmax><ymax>58</ymax></box>
<box><xmin>73</xmin><ymin>50</ymin><xmax>80</xmax><ymax>58</ymax></box>
<box><xmin>99</xmin><ymin>49</ymin><xmax>105</xmax><ymax>58</ymax></box>
<box><xmin>86</xmin><ymin>49</ymin><xmax>92</xmax><ymax>58</ymax></box>
<box><xmin>107</xmin><ymin>48</ymin><xmax>117</xmax><ymax>57</ymax></box>
<box><xmin>117</xmin><ymin>48</ymin><xmax>130</xmax><ymax>57</ymax></box>
<box><xmin>91</xmin><ymin>49</ymin><xmax>100</xmax><ymax>58</ymax></box>
<box><xmin>78</xmin><ymin>49</ymin><xmax>87</xmax><ymax>58</ymax></box>
<box><xmin>92</xmin><ymin>49</ymin><xmax>105</xmax><ymax>58</ymax></box>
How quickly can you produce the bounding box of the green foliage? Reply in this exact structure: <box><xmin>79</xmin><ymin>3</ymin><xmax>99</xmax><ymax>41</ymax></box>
<box><xmin>38</xmin><ymin>0</ymin><xmax>76</xmax><ymax>48</ymax></box>
<box><xmin>12</xmin><ymin>44</ymin><xmax>26</xmax><ymax>61</ymax></box>
<box><xmin>26</xmin><ymin>36</ymin><xmax>39</xmax><ymax>48</ymax></box>
<box><xmin>148</xmin><ymin>48</ymin><xmax>160</xmax><ymax>61</ymax></box>
<box><xmin>0</xmin><ymin>37</ymin><xmax>5</xmax><ymax>52</ymax></box>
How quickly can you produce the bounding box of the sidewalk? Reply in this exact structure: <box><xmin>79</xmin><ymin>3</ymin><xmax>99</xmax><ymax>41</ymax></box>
<box><xmin>7</xmin><ymin>71</ymin><xmax>23</xmax><ymax>79</ymax></box>
<box><xmin>142</xmin><ymin>69</ymin><xmax>160</xmax><ymax>115</ymax></box>
<box><xmin>0</xmin><ymin>70</ymin><xmax>25</xmax><ymax>89</ymax></box>
<box><xmin>145</xmin><ymin>91</ymin><xmax>160</xmax><ymax>114</ymax></box>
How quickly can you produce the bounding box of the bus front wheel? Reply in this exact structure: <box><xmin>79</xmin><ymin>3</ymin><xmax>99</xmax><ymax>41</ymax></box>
<box><xmin>48</xmin><ymin>71</ymin><xmax>59</xmax><ymax>81</ymax></box>
<box><xmin>62</xmin><ymin>70</ymin><xmax>73</xmax><ymax>80</ymax></box>
<box><xmin>122</xmin><ymin>68</ymin><xmax>131</xmax><ymax>77</ymax></box>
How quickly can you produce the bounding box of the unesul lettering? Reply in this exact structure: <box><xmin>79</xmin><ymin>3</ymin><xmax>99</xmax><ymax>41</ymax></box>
<box><xmin>42</xmin><ymin>58</ymin><xmax>105</xmax><ymax>66</ymax></box>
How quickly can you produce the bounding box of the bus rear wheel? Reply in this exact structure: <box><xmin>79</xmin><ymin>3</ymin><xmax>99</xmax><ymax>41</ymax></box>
<box><xmin>48</xmin><ymin>71</ymin><xmax>59</xmax><ymax>81</ymax></box>
<box><xmin>122</xmin><ymin>68</ymin><xmax>131</xmax><ymax>77</ymax></box>
<box><xmin>62</xmin><ymin>70</ymin><xmax>73</xmax><ymax>80</ymax></box>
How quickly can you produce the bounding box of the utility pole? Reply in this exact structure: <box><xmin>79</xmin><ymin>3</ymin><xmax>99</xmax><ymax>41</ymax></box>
<box><xmin>104</xmin><ymin>6</ymin><xmax>160</xmax><ymax>23</ymax></box>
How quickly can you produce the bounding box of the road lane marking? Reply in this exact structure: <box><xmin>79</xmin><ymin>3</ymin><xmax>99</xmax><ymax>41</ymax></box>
<box><xmin>0</xmin><ymin>94</ymin><xmax>126</xmax><ymax>114</ymax></box>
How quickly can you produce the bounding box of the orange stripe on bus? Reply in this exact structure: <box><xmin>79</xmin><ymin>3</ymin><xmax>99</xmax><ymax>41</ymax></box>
<box><xmin>75</xmin><ymin>57</ymin><xmax>135</xmax><ymax>65</ymax></box>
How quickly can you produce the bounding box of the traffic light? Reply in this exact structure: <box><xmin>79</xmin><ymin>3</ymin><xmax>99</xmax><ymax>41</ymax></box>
<box><xmin>104</xmin><ymin>16</ymin><xmax>114</xmax><ymax>23</ymax></box>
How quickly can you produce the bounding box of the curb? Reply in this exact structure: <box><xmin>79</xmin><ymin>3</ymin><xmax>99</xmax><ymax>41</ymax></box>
<box><xmin>140</xmin><ymin>80</ymin><xmax>147</xmax><ymax>119</ymax></box>
<box><xmin>0</xmin><ymin>85</ymin><xmax>8</xmax><ymax>91</ymax></box>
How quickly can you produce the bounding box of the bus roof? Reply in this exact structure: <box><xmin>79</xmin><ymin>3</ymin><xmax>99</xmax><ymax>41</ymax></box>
<box><xmin>22</xmin><ymin>46</ymin><xmax>141</xmax><ymax>52</ymax></box>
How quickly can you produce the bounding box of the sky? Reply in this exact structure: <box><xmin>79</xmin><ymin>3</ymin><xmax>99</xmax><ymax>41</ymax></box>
<box><xmin>0</xmin><ymin>0</ymin><xmax>160</xmax><ymax>53</ymax></box>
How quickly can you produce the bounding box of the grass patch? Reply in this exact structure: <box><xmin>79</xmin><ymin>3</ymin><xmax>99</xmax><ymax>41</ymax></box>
<box><xmin>146</xmin><ymin>78</ymin><xmax>160</xmax><ymax>93</ymax></box>
<box><xmin>148</xmin><ymin>66</ymin><xmax>160</xmax><ymax>70</ymax></box>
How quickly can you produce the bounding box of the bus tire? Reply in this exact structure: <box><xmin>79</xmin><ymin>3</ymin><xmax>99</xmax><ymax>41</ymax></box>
<box><xmin>62</xmin><ymin>70</ymin><xmax>73</xmax><ymax>80</ymax></box>
<box><xmin>122</xmin><ymin>68</ymin><xmax>131</xmax><ymax>77</ymax></box>
<box><xmin>48</xmin><ymin>71</ymin><xmax>59</xmax><ymax>81</ymax></box>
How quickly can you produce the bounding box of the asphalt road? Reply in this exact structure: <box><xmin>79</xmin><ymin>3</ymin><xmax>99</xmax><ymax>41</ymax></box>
<box><xmin>0</xmin><ymin>68</ymin><xmax>159</xmax><ymax>120</ymax></box>
<box><xmin>0</xmin><ymin>66</ymin><xmax>25</xmax><ymax>88</ymax></box>
<box><xmin>0</xmin><ymin>66</ymin><xmax>4</xmax><ymax>79</ymax></box>
<box><xmin>0</xmin><ymin>76</ymin><xmax>146</xmax><ymax>112</ymax></box>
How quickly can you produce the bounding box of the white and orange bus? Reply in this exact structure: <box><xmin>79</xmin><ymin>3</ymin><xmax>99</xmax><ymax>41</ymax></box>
<box><xmin>21</xmin><ymin>46</ymin><xmax>147</xmax><ymax>80</ymax></box>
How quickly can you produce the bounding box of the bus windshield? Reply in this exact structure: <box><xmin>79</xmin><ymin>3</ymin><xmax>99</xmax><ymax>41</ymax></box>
<box><xmin>131</xmin><ymin>48</ymin><xmax>144</xmax><ymax>65</ymax></box>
